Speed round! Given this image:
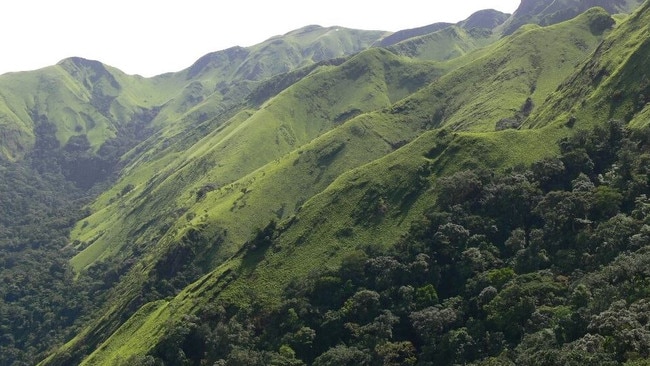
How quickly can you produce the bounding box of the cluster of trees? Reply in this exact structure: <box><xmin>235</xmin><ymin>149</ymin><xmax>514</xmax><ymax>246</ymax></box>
<box><xmin>0</xmin><ymin>158</ymin><xmax>93</xmax><ymax>365</ymax></box>
<box><xmin>0</xmin><ymin>113</ymin><xmax>158</xmax><ymax>365</ymax></box>
<box><xmin>137</xmin><ymin>120</ymin><xmax>650</xmax><ymax>365</ymax></box>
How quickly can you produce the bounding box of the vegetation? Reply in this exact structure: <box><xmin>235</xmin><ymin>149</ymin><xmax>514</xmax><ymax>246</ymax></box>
<box><xmin>94</xmin><ymin>121</ymin><xmax>650</xmax><ymax>365</ymax></box>
<box><xmin>0</xmin><ymin>1</ymin><xmax>649</xmax><ymax>365</ymax></box>
<box><xmin>0</xmin><ymin>127</ymin><xmax>112</xmax><ymax>364</ymax></box>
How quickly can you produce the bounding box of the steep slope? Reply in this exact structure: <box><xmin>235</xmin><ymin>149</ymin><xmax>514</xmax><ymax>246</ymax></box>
<box><xmin>69</xmin><ymin>47</ymin><xmax>441</xmax><ymax>272</ymax></box>
<box><xmin>500</xmin><ymin>0</ymin><xmax>644</xmax><ymax>35</ymax></box>
<box><xmin>387</xmin><ymin>9</ymin><xmax>509</xmax><ymax>62</ymax></box>
<box><xmin>387</xmin><ymin>7</ymin><xmax>615</xmax><ymax>132</ymax></box>
<box><xmin>39</xmin><ymin>49</ymin><xmax>442</xmax><ymax>365</ymax></box>
<box><xmin>0</xmin><ymin>26</ymin><xmax>386</xmax><ymax>165</ymax></box>
<box><xmin>40</xmin><ymin>8</ymin><xmax>629</xmax><ymax>365</ymax></box>
<box><xmin>0</xmin><ymin>25</ymin><xmax>389</xmax><ymax>366</ymax></box>
<box><xmin>0</xmin><ymin>58</ymin><xmax>174</xmax><ymax>162</ymax></box>
<box><xmin>525</xmin><ymin>0</ymin><xmax>650</xmax><ymax>129</ymax></box>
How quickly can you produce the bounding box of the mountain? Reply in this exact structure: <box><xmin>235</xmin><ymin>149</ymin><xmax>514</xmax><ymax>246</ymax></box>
<box><xmin>525</xmin><ymin>0</ymin><xmax>650</xmax><ymax>129</ymax></box>
<box><xmin>1</xmin><ymin>1</ymin><xmax>650</xmax><ymax>365</ymax></box>
<box><xmin>501</xmin><ymin>0</ymin><xmax>645</xmax><ymax>34</ymax></box>
<box><xmin>384</xmin><ymin>10</ymin><xmax>509</xmax><ymax>62</ymax></box>
<box><xmin>0</xmin><ymin>26</ymin><xmax>387</xmax><ymax>163</ymax></box>
<box><xmin>377</xmin><ymin>22</ymin><xmax>453</xmax><ymax>47</ymax></box>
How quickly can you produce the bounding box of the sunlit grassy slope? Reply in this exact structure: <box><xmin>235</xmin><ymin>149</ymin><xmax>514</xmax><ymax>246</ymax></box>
<box><xmin>69</xmin><ymin>7</ymin><xmax>612</xmax><ymax>272</ymax></box>
<box><xmin>387</xmin><ymin>7</ymin><xmax>617</xmax><ymax>133</ymax></box>
<box><xmin>39</xmin><ymin>6</ymin><xmax>650</xmax><ymax>364</ymax></box>
<box><xmin>525</xmin><ymin>1</ymin><xmax>650</xmax><ymax>130</ymax></box>
<box><xmin>0</xmin><ymin>59</ymin><xmax>177</xmax><ymax>160</ymax></box>
<box><xmin>69</xmin><ymin>47</ymin><xmax>442</xmax><ymax>271</ymax></box>
<box><xmin>0</xmin><ymin>26</ymin><xmax>386</xmax><ymax>163</ymax></box>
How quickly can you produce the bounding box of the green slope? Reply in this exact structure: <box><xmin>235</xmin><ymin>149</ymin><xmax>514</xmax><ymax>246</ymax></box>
<box><xmin>499</xmin><ymin>0</ymin><xmax>644</xmax><ymax>35</ymax></box>
<box><xmin>525</xmin><ymin>1</ymin><xmax>650</xmax><ymax>129</ymax></box>
<box><xmin>39</xmin><ymin>7</ymin><xmax>642</xmax><ymax>365</ymax></box>
<box><xmin>42</xmin><ymin>50</ymin><xmax>442</xmax><ymax>366</ymax></box>
<box><xmin>68</xmin><ymin>5</ymin><xmax>614</xmax><ymax>289</ymax></box>
<box><xmin>69</xmin><ymin>47</ymin><xmax>441</xmax><ymax>271</ymax></box>
<box><xmin>0</xmin><ymin>26</ymin><xmax>386</xmax><ymax>164</ymax></box>
<box><xmin>387</xmin><ymin>7</ymin><xmax>615</xmax><ymax>133</ymax></box>
<box><xmin>387</xmin><ymin>10</ymin><xmax>509</xmax><ymax>62</ymax></box>
<box><xmin>0</xmin><ymin>59</ymin><xmax>166</xmax><ymax>160</ymax></box>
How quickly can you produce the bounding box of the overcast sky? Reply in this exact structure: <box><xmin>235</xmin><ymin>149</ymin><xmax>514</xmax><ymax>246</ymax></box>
<box><xmin>1</xmin><ymin>1</ymin><xmax>521</xmax><ymax>77</ymax></box>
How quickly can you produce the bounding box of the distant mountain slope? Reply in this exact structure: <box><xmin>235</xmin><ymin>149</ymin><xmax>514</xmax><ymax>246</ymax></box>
<box><xmin>525</xmin><ymin>0</ymin><xmax>650</xmax><ymax>129</ymax></box>
<box><xmin>377</xmin><ymin>22</ymin><xmax>453</xmax><ymax>47</ymax></box>
<box><xmin>0</xmin><ymin>26</ymin><xmax>386</xmax><ymax>163</ymax></box>
<box><xmin>183</xmin><ymin>25</ymin><xmax>388</xmax><ymax>83</ymax></box>
<box><xmin>386</xmin><ymin>9</ymin><xmax>509</xmax><ymax>61</ymax></box>
<box><xmin>388</xmin><ymin>7</ymin><xmax>615</xmax><ymax>132</ymax></box>
<box><xmin>501</xmin><ymin>0</ymin><xmax>645</xmax><ymax>34</ymax></box>
<box><xmin>0</xmin><ymin>59</ymin><xmax>171</xmax><ymax>161</ymax></box>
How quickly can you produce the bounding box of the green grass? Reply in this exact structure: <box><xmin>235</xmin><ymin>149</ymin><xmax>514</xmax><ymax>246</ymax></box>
<box><xmin>80</xmin><ymin>300</ymin><xmax>169</xmax><ymax>366</ymax></box>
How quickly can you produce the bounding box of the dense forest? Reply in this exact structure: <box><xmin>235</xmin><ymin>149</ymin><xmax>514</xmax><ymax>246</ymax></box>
<box><xmin>0</xmin><ymin>116</ymin><xmax>153</xmax><ymax>365</ymax></box>
<box><xmin>0</xmin><ymin>153</ymin><xmax>89</xmax><ymax>364</ymax></box>
<box><xmin>124</xmin><ymin>121</ymin><xmax>650</xmax><ymax>365</ymax></box>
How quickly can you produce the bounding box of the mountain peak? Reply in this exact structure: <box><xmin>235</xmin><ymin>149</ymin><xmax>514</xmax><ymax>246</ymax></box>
<box><xmin>57</xmin><ymin>56</ymin><xmax>106</xmax><ymax>71</ymax></box>
<box><xmin>459</xmin><ymin>9</ymin><xmax>510</xmax><ymax>30</ymax></box>
<box><xmin>503</xmin><ymin>0</ymin><xmax>644</xmax><ymax>34</ymax></box>
<box><xmin>185</xmin><ymin>46</ymin><xmax>249</xmax><ymax>79</ymax></box>
<box><xmin>287</xmin><ymin>24</ymin><xmax>326</xmax><ymax>34</ymax></box>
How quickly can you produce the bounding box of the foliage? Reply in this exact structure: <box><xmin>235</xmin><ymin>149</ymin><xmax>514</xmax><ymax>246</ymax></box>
<box><xmin>0</xmin><ymin>158</ymin><xmax>94</xmax><ymax>365</ymax></box>
<box><xmin>115</xmin><ymin>122</ymin><xmax>650</xmax><ymax>365</ymax></box>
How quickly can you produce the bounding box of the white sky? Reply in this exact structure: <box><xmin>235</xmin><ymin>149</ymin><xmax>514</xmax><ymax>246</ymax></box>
<box><xmin>1</xmin><ymin>0</ymin><xmax>521</xmax><ymax>77</ymax></box>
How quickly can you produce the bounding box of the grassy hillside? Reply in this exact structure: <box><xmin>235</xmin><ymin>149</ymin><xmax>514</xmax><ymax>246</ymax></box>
<box><xmin>0</xmin><ymin>26</ymin><xmax>385</xmax><ymax>164</ymax></box>
<box><xmin>386</xmin><ymin>7</ymin><xmax>615</xmax><ymax>133</ymax></box>
<box><xmin>69</xmin><ymin>47</ymin><xmax>441</xmax><ymax>270</ymax></box>
<box><xmin>67</xmin><ymin>3</ymin><xmax>614</xmax><ymax>286</ymax></box>
<box><xmin>525</xmin><ymin>1</ymin><xmax>650</xmax><ymax>130</ymax></box>
<box><xmin>38</xmin><ymin>6</ymin><xmax>645</xmax><ymax>365</ymax></box>
<box><xmin>0</xmin><ymin>60</ymin><xmax>164</xmax><ymax>161</ymax></box>
<box><xmin>500</xmin><ymin>0</ymin><xmax>644</xmax><ymax>35</ymax></box>
<box><xmin>388</xmin><ymin>10</ymin><xmax>509</xmax><ymax>62</ymax></box>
